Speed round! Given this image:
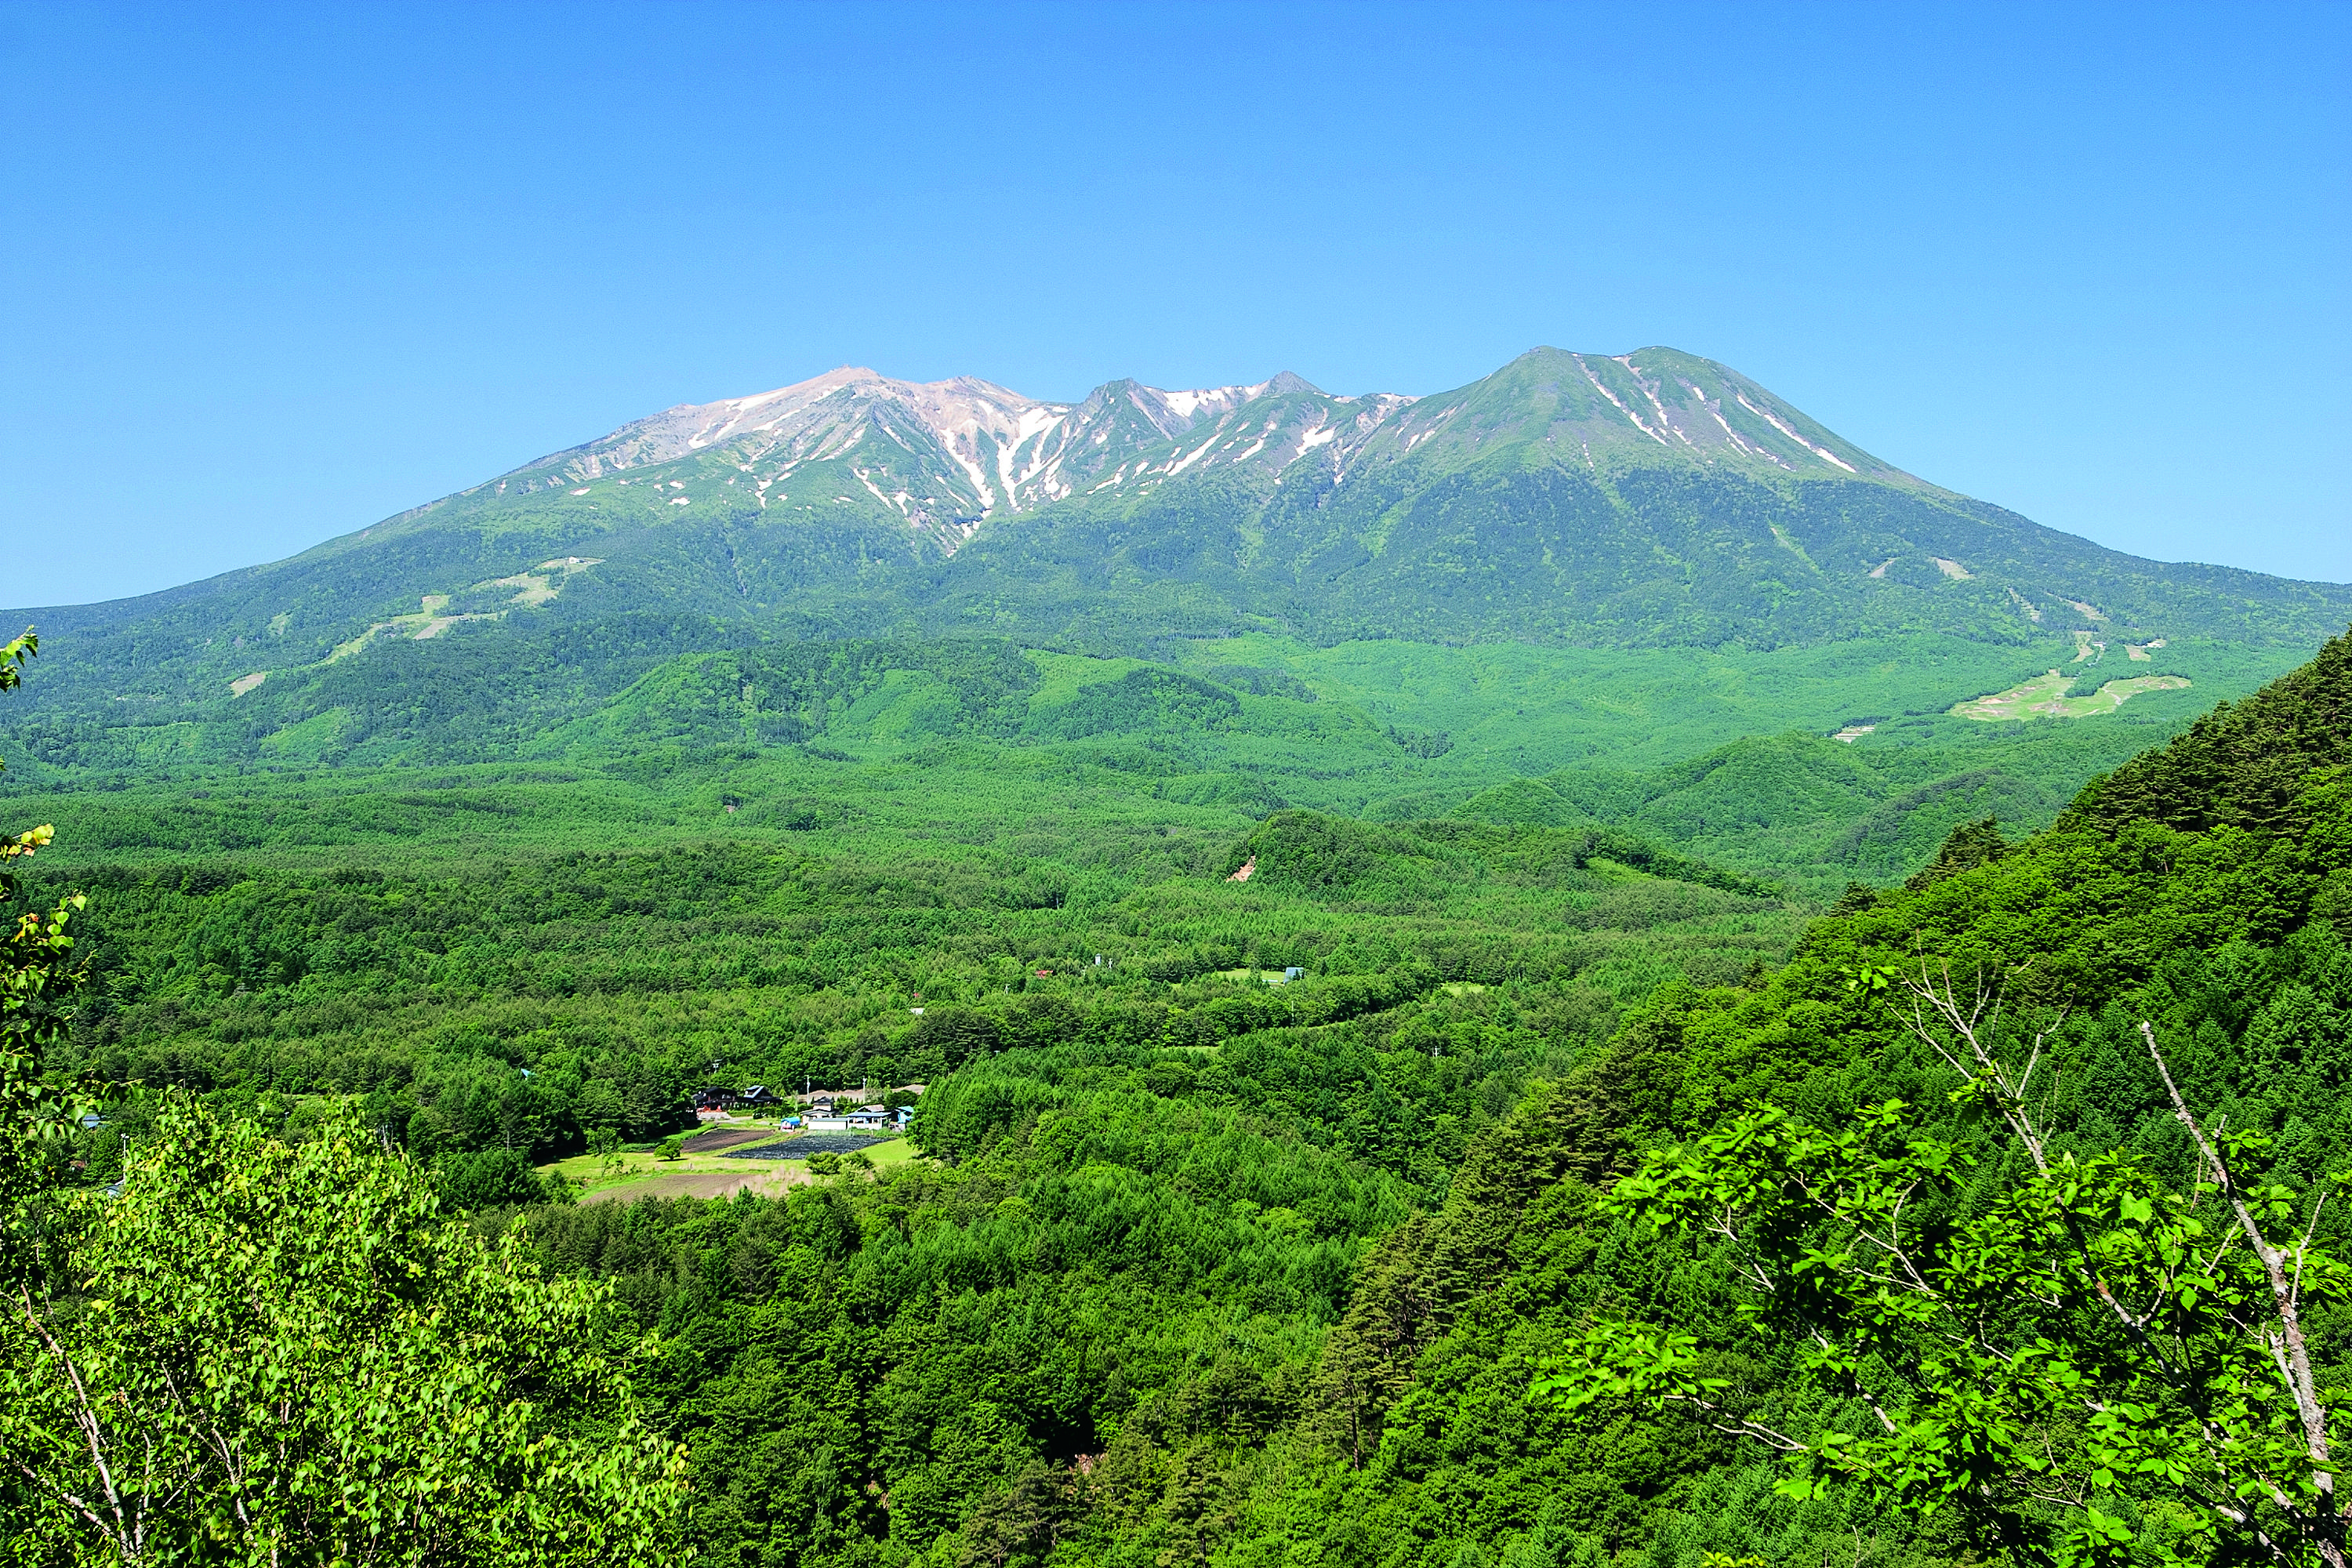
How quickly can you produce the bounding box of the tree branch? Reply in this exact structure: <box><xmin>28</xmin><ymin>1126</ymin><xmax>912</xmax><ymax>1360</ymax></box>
<box><xmin>16</xmin><ymin>1283</ymin><xmax>137</xmax><ymax>1559</ymax></box>
<box><xmin>2142</xmin><ymin>1020</ymin><xmax>2339</xmax><ymax>1555</ymax></box>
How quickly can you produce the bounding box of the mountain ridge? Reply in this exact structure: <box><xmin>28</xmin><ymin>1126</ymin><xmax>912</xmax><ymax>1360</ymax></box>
<box><xmin>504</xmin><ymin>362</ymin><xmax>1402</xmax><ymax>526</ymax></box>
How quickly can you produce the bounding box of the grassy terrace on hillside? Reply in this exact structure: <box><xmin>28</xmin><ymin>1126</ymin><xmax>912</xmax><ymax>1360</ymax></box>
<box><xmin>1950</xmin><ymin>667</ymin><xmax>2193</xmax><ymax>720</ymax></box>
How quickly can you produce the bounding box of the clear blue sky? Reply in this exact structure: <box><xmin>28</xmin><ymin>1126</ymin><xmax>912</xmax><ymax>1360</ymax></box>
<box><xmin>3</xmin><ymin>0</ymin><xmax>2346</xmax><ymax>607</ymax></box>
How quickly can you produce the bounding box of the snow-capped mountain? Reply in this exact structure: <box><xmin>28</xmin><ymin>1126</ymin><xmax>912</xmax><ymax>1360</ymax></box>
<box><xmin>528</xmin><ymin>365</ymin><xmax>1408</xmax><ymax>543</ymax></box>
<box><xmin>12</xmin><ymin>347</ymin><xmax>2347</xmax><ymax>726</ymax></box>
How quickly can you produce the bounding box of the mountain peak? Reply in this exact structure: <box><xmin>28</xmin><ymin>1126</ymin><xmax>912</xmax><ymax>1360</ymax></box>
<box><xmin>1430</xmin><ymin>345</ymin><xmax>1907</xmax><ymax>482</ymax></box>
<box><xmin>584</xmin><ymin>367</ymin><xmax>1055</xmax><ymax>470</ymax></box>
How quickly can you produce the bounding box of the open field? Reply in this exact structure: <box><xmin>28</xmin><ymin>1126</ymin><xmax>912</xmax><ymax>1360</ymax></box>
<box><xmin>547</xmin><ymin>1126</ymin><xmax>922</xmax><ymax>1203</ymax></box>
<box><xmin>864</xmin><ymin>1136</ymin><xmax>921</xmax><ymax>1169</ymax></box>
<box><xmin>576</xmin><ymin>1166</ymin><xmax>807</xmax><ymax>1203</ymax></box>
<box><xmin>679</xmin><ymin>1123</ymin><xmax>791</xmax><ymax>1153</ymax></box>
<box><xmin>1952</xmin><ymin>670</ymin><xmax>2192</xmax><ymax>721</ymax></box>
<box><xmin>546</xmin><ymin>1141</ymin><xmax>796</xmax><ymax>1199</ymax></box>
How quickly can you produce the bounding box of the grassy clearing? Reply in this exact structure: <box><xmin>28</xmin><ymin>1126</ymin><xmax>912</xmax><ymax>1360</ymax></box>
<box><xmin>2073</xmin><ymin>675</ymin><xmax>2195</xmax><ymax>712</ymax></box>
<box><xmin>864</xmin><ymin>1137</ymin><xmax>922</xmax><ymax>1169</ymax></box>
<box><xmin>575</xmin><ymin>1167</ymin><xmax>804</xmax><ymax>1203</ymax></box>
<box><xmin>1952</xmin><ymin>670</ymin><xmax>2191</xmax><ymax>721</ymax></box>
<box><xmin>546</xmin><ymin>1140</ymin><xmax>785</xmax><ymax>1192</ymax></box>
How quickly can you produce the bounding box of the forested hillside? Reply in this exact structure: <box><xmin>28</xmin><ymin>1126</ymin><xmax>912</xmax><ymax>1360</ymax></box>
<box><xmin>12</xmin><ymin>627</ymin><xmax>2347</xmax><ymax>1564</ymax></box>
<box><xmin>37</xmin><ymin>807</ymin><xmax>1792</xmax><ymax>1192</ymax></box>
<box><xmin>2</xmin><ymin>626</ymin><xmax>2314</xmax><ymax>903</ymax></box>
<box><xmin>506</xmin><ymin>627</ymin><xmax>2350</xmax><ymax>1566</ymax></box>
<box><xmin>332</xmin><ymin>626</ymin><xmax>2339</xmax><ymax>1568</ymax></box>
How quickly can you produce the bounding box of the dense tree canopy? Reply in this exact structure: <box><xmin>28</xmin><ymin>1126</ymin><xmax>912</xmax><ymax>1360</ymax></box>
<box><xmin>0</xmin><ymin>644</ymin><xmax>689</xmax><ymax>1567</ymax></box>
<box><xmin>3</xmin><ymin>624</ymin><xmax>2347</xmax><ymax>1565</ymax></box>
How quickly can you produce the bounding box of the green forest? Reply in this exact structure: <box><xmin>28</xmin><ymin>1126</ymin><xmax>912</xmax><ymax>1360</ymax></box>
<box><xmin>4</xmin><ymin>620</ymin><xmax>2350</xmax><ymax>1567</ymax></box>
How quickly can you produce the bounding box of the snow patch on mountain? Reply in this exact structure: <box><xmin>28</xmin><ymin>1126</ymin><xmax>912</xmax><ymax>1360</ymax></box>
<box><xmin>1733</xmin><ymin>390</ymin><xmax>1858</xmax><ymax>473</ymax></box>
<box><xmin>1157</xmin><ymin>381</ymin><xmax>1271</xmax><ymax>419</ymax></box>
<box><xmin>543</xmin><ymin>366</ymin><xmax>1385</xmax><ymax>518</ymax></box>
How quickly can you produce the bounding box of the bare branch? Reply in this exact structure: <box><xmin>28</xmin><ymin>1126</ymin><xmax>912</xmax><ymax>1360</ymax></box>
<box><xmin>1898</xmin><ymin>964</ymin><xmax>2054</xmax><ymax>1174</ymax></box>
<box><xmin>2141</xmin><ymin>1022</ymin><xmax>2336</xmax><ymax>1509</ymax></box>
<box><xmin>6</xmin><ymin>1454</ymin><xmax>119</xmax><ymax>1544</ymax></box>
<box><xmin>1656</xmin><ymin>1393</ymin><xmax>1810</xmax><ymax>1454</ymax></box>
<box><xmin>2290</xmin><ymin>1185</ymin><xmax>2329</xmax><ymax>1315</ymax></box>
<box><xmin>16</xmin><ymin>1284</ymin><xmax>134</xmax><ymax>1555</ymax></box>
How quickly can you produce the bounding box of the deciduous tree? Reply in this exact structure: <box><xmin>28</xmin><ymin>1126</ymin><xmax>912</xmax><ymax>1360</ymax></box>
<box><xmin>1537</xmin><ymin>964</ymin><xmax>2346</xmax><ymax>1567</ymax></box>
<box><xmin>2</xmin><ymin>1102</ymin><xmax>689</xmax><ymax>1565</ymax></box>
